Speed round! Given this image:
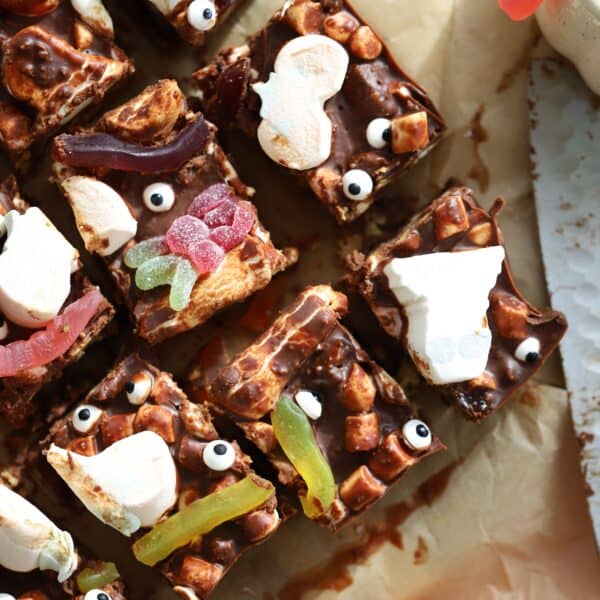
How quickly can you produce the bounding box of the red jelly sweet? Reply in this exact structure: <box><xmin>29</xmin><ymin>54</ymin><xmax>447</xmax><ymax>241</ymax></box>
<box><xmin>166</xmin><ymin>215</ymin><xmax>210</xmax><ymax>257</ymax></box>
<box><xmin>498</xmin><ymin>0</ymin><xmax>543</xmax><ymax>20</ymax></box>
<box><xmin>187</xmin><ymin>183</ymin><xmax>231</xmax><ymax>218</ymax></box>
<box><xmin>187</xmin><ymin>239</ymin><xmax>225</xmax><ymax>274</ymax></box>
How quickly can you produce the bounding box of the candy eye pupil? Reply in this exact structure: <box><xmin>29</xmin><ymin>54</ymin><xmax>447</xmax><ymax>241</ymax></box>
<box><xmin>416</xmin><ymin>424</ymin><xmax>429</xmax><ymax>438</ymax></box>
<box><xmin>382</xmin><ymin>128</ymin><xmax>392</xmax><ymax>142</ymax></box>
<box><xmin>214</xmin><ymin>443</ymin><xmax>227</xmax><ymax>456</ymax></box>
<box><xmin>203</xmin><ymin>7</ymin><xmax>213</xmax><ymax>18</ymax></box>
<box><xmin>526</xmin><ymin>352</ymin><xmax>539</xmax><ymax>363</ymax></box>
<box><xmin>348</xmin><ymin>183</ymin><xmax>361</xmax><ymax>196</ymax></box>
<box><xmin>150</xmin><ymin>193</ymin><xmax>163</xmax><ymax>206</ymax></box>
<box><xmin>78</xmin><ymin>408</ymin><xmax>91</xmax><ymax>421</ymax></box>
<box><xmin>0</xmin><ymin>316</ymin><xmax>4</xmax><ymax>326</ymax></box>
<box><xmin>98</xmin><ymin>594</ymin><xmax>110</xmax><ymax>600</ymax></box>
<box><xmin>125</xmin><ymin>381</ymin><xmax>135</xmax><ymax>393</ymax></box>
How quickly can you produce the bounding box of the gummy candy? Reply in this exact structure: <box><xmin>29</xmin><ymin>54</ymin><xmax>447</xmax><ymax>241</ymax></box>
<box><xmin>77</xmin><ymin>562</ymin><xmax>120</xmax><ymax>593</ymax></box>
<box><xmin>497</xmin><ymin>0</ymin><xmax>542</xmax><ymax>20</ymax></box>
<box><xmin>271</xmin><ymin>394</ymin><xmax>335</xmax><ymax>519</ymax></box>
<box><xmin>132</xmin><ymin>476</ymin><xmax>274</xmax><ymax>567</ymax></box>
<box><xmin>187</xmin><ymin>183</ymin><xmax>231</xmax><ymax>218</ymax></box>
<box><xmin>203</xmin><ymin>199</ymin><xmax>237</xmax><ymax>228</ymax></box>
<box><xmin>124</xmin><ymin>237</ymin><xmax>168</xmax><ymax>269</ymax></box>
<box><xmin>186</xmin><ymin>239</ymin><xmax>225</xmax><ymax>274</ymax></box>
<box><xmin>135</xmin><ymin>255</ymin><xmax>179</xmax><ymax>291</ymax></box>
<box><xmin>166</xmin><ymin>215</ymin><xmax>209</xmax><ymax>258</ymax></box>
<box><xmin>169</xmin><ymin>258</ymin><xmax>199</xmax><ymax>311</ymax></box>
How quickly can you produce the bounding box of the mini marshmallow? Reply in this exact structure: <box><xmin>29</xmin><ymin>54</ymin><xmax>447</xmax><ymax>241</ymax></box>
<box><xmin>384</xmin><ymin>247</ymin><xmax>505</xmax><ymax>385</ymax></box>
<box><xmin>0</xmin><ymin>485</ymin><xmax>78</xmax><ymax>582</ymax></box>
<box><xmin>0</xmin><ymin>208</ymin><xmax>79</xmax><ymax>329</ymax></box>
<box><xmin>71</xmin><ymin>0</ymin><xmax>114</xmax><ymax>37</ymax></box>
<box><xmin>62</xmin><ymin>176</ymin><xmax>138</xmax><ymax>257</ymax></box>
<box><xmin>295</xmin><ymin>390</ymin><xmax>322</xmax><ymax>420</ymax></box>
<box><xmin>47</xmin><ymin>431</ymin><xmax>178</xmax><ymax>537</ymax></box>
<box><xmin>253</xmin><ymin>35</ymin><xmax>349</xmax><ymax>171</ymax></box>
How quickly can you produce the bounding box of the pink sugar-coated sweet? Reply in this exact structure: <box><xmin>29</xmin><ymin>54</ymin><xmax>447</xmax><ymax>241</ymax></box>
<box><xmin>209</xmin><ymin>205</ymin><xmax>256</xmax><ymax>250</ymax></box>
<box><xmin>187</xmin><ymin>239</ymin><xmax>225</xmax><ymax>274</ymax></box>
<box><xmin>166</xmin><ymin>215</ymin><xmax>210</xmax><ymax>257</ymax></box>
<box><xmin>497</xmin><ymin>0</ymin><xmax>542</xmax><ymax>20</ymax></box>
<box><xmin>203</xmin><ymin>199</ymin><xmax>237</xmax><ymax>228</ymax></box>
<box><xmin>187</xmin><ymin>183</ymin><xmax>231</xmax><ymax>218</ymax></box>
<box><xmin>0</xmin><ymin>290</ymin><xmax>104</xmax><ymax>377</ymax></box>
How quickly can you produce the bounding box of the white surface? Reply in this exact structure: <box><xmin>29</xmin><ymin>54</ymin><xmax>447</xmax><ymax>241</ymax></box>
<box><xmin>537</xmin><ymin>0</ymin><xmax>600</xmax><ymax>95</ymax></box>
<box><xmin>253</xmin><ymin>35</ymin><xmax>349</xmax><ymax>171</ymax></box>
<box><xmin>0</xmin><ymin>485</ymin><xmax>77</xmax><ymax>582</ymax></box>
<box><xmin>384</xmin><ymin>247</ymin><xmax>505</xmax><ymax>384</ymax></box>
<box><xmin>0</xmin><ymin>208</ymin><xmax>78</xmax><ymax>328</ymax></box>
<box><xmin>62</xmin><ymin>176</ymin><xmax>137</xmax><ymax>257</ymax></box>
<box><xmin>530</xmin><ymin>59</ymin><xmax>600</xmax><ymax>546</ymax></box>
<box><xmin>46</xmin><ymin>431</ymin><xmax>178</xmax><ymax>537</ymax></box>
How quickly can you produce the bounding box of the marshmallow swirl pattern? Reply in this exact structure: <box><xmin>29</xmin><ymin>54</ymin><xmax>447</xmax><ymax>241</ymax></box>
<box><xmin>253</xmin><ymin>35</ymin><xmax>349</xmax><ymax>171</ymax></box>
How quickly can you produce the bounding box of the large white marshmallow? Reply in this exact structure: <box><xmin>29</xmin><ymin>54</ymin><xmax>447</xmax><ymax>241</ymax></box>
<box><xmin>253</xmin><ymin>34</ymin><xmax>349</xmax><ymax>171</ymax></box>
<box><xmin>384</xmin><ymin>247</ymin><xmax>505</xmax><ymax>385</ymax></box>
<box><xmin>62</xmin><ymin>176</ymin><xmax>138</xmax><ymax>257</ymax></box>
<box><xmin>0</xmin><ymin>485</ymin><xmax>77</xmax><ymax>582</ymax></box>
<box><xmin>47</xmin><ymin>431</ymin><xmax>178</xmax><ymax>537</ymax></box>
<box><xmin>71</xmin><ymin>0</ymin><xmax>114</xmax><ymax>37</ymax></box>
<box><xmin>0</xmin><ymin>208</ymin><xmax>79</xmax><ymax>329</ymax></box>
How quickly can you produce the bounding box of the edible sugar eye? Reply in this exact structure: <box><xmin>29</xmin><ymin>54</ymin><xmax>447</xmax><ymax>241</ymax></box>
<box><xmin>187</xmin><ymin>0</ymin><xmax>218</xmax><ymax>31</ymax></box>
<box><xmin>366</xmin><ymin>118</ymin><xmax>392</xmax><ymax>149</ymax></box>
<box><xmin>143</xmin><ymin>183</ymin><xmax>175</xmax><ymax>213</ymax></box>
<box><xmin>0</xmin><ymin>316</ymin><xmax>8</xmax><ymax>341</ymax></box>
<box><xmin>402</xmin><ymin>419</ymin><xmax>432</xmax><ymax>452</ymax></box>
<box><xmin>342</xmin><ymin>170</ymin><xmax>374</xmax><ymax>201</ymax></box>
<box><xmin>84</xmin><ymin>591</ymin><xmax>111</xmax><ymax>600</ymax></box>
<box><xmin>125</xmin><ymin>371</ymin><xmax>154</xmax><ymax>405</ymax></box>
<box><xmin>72</xmin><ymin>404</ymin><xmax>103</xmax><ymax>434</ymax></box>
<box><xmin>514</xmin><ymin>337</ymin><xmax>541</xmax><ymax>363</ymax></box>
<box><xmin>294</xmin><ymin>390</ymin><xmax>322</xmax><ymax>420</ymax></box>
<box><xmin>203</xmin><ymin>439</ymin><xmax>236</xmax><ymax>471</ymax></box>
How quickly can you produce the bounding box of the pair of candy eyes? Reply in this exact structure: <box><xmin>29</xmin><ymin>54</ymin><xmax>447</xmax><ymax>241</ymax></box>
<box><xmin>294</xmin><ymin>390</ymin><xmax>432</xmax><ymax>451</ymax></box>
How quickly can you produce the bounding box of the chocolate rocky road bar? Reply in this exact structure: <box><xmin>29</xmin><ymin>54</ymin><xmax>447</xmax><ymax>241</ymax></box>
<box><xmin>347</xmin><ymin>186</ymin><xmax>568</xmax><ymax>421</ymax></box>
<box><xmin>43</xmin><ymin>354</ymin><xmax>283</xmax><ymax>600</ymax></box>
<box><xmin>193</xmin><ymin>0</ymin><xmax>446</xmax><ymax>224</ymax></box>
<box><xmin>0</xmin><ymin>483</ymin><xmax>125</xmax><ymax>599</ymax></box>
<box><xmin>200</xmin><ymin>285</ymin><xmax>444</xmax><ymax>530</ymax></box>
<box><xmin>52</xmin><ymin>79</ymin><xmax>297</xmax><ymax>346</ymax></box>
<box><xmin>142</xmin><ymin>0</ymin><xmax>248</xmax><ymax>46</ymax></box>
<box><xmin>0</xmin><ymin>0</ymin><xmax>133</xmax><ymax>167</ymax></box>
<box><xmin>0</xmin><ymin>176</ymin><xmax>114</xmax><ymax>429</ymax></box>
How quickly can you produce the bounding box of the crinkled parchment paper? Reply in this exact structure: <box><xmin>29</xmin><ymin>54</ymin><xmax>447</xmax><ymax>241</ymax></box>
<box><xmin>1</xmin><ymin>0</ymin><xmax>598</xmax><ymax>598</ymax></box>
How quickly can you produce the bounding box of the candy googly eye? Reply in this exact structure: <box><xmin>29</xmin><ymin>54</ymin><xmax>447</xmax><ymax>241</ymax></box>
<box><xmin>143</xmin><ymin>183</ymin><xmax>175</xmax><ymax>213</ymax></box>
<box><xmin>366</xmin><ymin>118</ymin><xmax>392</xmax><ymax>149</ymax></box>
<box><xmin>0</xmin><ymin>316</ymin><xmax>8</xmax><ymax>341</ymax></box>
<box><xmin>187</xmin><ymin>0</ymin><xmax>218</xmax><ymax>31</ymax></box>
<box><xmin>84</xmin><ymin>591</ymin><xmax>111</xmax><ymax>600</ymax></box>
<box><xmin>514</xmin><ymin>337</ymin><xmax>541</xmax><ymax>363</ymax></box>
<box><xmin>294</xmin><ymin>390</ymin><xmax>322</xmax><ymax>420</ymax></box>
<box><xmin>0</xmin><ymin>595</ymin><xmax>18</xmax><ymax>600</ymax></box>
<box><xmin>402</xmin><ymin>419</ymin><xmax>432</xmax><ymax>452</ymax></box>
<box><xmin>342</xmin><ymin>169</ymin><xmax>374</xmax><ymax>201</ymax></box>
<box><xmin>124</xmin><ymin>371</ymin><xmax>154</xmax><ymax>406</ymax></box>
<box><xmin>72</xmin><ymin>404</ymin><xmax>103</xmax><ymax>434</ymax></box>
<box><xmin>203</xmin><ymin>440</ymin><xmax>236</xmax><ymax>471</ymax></box>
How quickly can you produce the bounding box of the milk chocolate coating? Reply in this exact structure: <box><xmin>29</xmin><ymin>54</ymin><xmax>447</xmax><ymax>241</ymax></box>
<box><xmin>193</xmin><ymin>0</ymin><xmax>446</xmax><ymax>223</ymax></box>
<box><xmin>205</xmin><ymin>286</ymin><xmax>443</xmax><ymax>530</ymax></box>
<box><xmin>348</xmin><ymin>187</ymin><xmax>568</xmax><ymax>421</ymax></box>
<box><xmin>0</xmin><ymin>2</ymin><xmax>132</xmax><ymax>165</ymax></box>
<box><xmin>0</xmin><ymin>176</ymin><xmax>115</xmax><ymax>428</ymax></box>
<box><xmin>53</xmin><ymin>80</ymin><xmax>297</xmax><ymax>345</ymax></box>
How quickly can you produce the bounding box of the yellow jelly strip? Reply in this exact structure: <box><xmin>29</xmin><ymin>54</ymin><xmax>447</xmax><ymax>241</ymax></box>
<box><xmin>272</xmin><ymin>394</ymin><xmax>335</xmax><ymax>518</ymax></box>
<box><xmin>132</xmin><ymin>476</ymin><xmax>273</xmax><ymax>567</ymax></box>
<box><xmin>77</xmin><ymin>562</ymin><xmax>120</xmax><ymax>593</ymax></box>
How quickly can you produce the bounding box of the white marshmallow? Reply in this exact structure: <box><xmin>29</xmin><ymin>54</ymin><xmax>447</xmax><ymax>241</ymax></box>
<box><xmin>0</xmin><ymin>595</ymin><xmax>17</xmax><ymax>600</ymax></box>
<box><xmin>294</xmin><ymin>390</ymin><xmax>322</xmax><ymax>420</ymax></box>
<box><xmin>47</xmin><ymin>431</ymin><xmax>178</xmax><ymax>537</ymax></box>
<box><xmin>0</xmin><ymin>485</ymin><xmax>78</xmax><ymax>582</ymax></box>
<box><xmin>0</xmin><ymin>208</ymin><xmax>78</xmax><ymax>329</ymax></box>
<box><xmin>384</xmin><ymin>247</ymin><xmax>505</xmax><ymax>385</ymax></box>
<box><xmin>253</xmin><ymin>35</ymin><xmax>349</xmax><ymax>171</ymax></box>
<box><xmin>71</xmin><ymin>0</ymin><xmax>114</xmax><ymax>37</ymax></box>
<box><xmin>62</xmin><ymin>176</ymin><xmax>138</xmax><ymax>257</ymax></box>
